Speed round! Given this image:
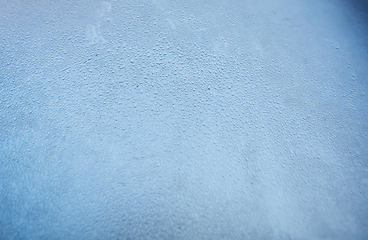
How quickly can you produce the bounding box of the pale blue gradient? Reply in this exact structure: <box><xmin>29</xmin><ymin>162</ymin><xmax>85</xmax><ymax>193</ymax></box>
<box><xmin>1</xmin><ymin>0</ymin><xmax>368</xmax><ymax>239</ymax></box>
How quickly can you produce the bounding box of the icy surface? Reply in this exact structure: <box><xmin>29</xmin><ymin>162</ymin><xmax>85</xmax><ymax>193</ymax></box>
<box><xmin>1</xmin><ymin>0</ymin><xmax>368</xmax><ymax>239</ymax></box>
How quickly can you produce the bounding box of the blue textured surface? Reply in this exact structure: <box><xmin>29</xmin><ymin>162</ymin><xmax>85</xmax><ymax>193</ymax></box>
<box><xmin>1</xmin><ymin>0</ymin><xmax>368</xmax><ymax>239</ymax></box>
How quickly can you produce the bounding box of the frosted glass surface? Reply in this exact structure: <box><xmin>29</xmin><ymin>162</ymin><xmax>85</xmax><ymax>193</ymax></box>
<box><xmin>1</xmin><ymin>0</ymin><xmax>368</xmax><ymax>239</ymax></box>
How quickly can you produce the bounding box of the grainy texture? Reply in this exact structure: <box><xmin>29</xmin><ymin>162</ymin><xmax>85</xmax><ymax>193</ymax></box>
<box><xmin>1</xmin><ymin>0</ymin><xmax>368</xmax><ymax>239</ymax></box>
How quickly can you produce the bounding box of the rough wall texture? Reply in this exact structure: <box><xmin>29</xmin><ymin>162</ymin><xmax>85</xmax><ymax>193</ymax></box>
<box><xmin>1</xmin><ymin>0</ymin><xmax>368</xmax><ymax>239</ymax></box>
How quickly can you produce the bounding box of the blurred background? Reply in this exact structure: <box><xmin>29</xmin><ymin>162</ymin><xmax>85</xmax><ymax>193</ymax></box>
<box><xmin>1</xmin><ymin>0</ymin><xmax>368</xmax><ymax>239</ymax></box>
